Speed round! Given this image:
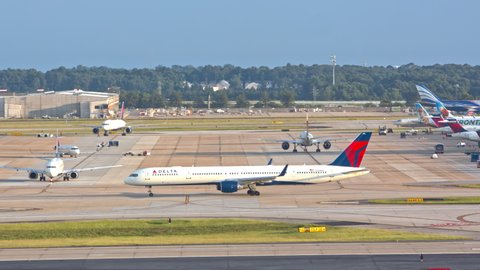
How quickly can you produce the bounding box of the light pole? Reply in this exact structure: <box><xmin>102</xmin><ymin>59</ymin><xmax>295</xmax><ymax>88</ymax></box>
<box><xmin>330</xmin><ymin>55</ymin><xmax>336</xmax><ymax>86</ymax></box>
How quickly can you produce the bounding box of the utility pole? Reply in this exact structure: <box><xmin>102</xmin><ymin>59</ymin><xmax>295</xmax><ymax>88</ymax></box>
<box><xmin>330</xmin><ymin>55</ymin><xmax>336</xmax><ymax>86</ymax></box>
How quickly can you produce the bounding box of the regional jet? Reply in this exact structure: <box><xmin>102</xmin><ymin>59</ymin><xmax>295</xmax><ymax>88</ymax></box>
<box><xmin>124</xmin><ymin>132</ymin><xmax>372</xmax><ymax>197</ymax></box>
<box><xmin>92</xmin><ymin>102</ymin><xmax>133</xmax><ymax>136</ymax></box>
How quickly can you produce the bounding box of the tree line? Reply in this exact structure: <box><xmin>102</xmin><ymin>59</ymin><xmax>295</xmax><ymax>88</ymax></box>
<box><xmin>0</xmin><ymin>63</ymin><xmax>479</xmax><ymax>108</ymax></box>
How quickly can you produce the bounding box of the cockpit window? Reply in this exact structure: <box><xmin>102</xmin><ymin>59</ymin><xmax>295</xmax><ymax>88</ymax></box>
<box><xmin>47</xmin><ymin>166</ymin><xmax>56</xmax><ymax>168</ymax></box>
<box><xmin>71</xmin><ymin>147</ymin><xmax>79</xmax><ymax>150</ymax></box>
<box><xmin>129</xmin><ymin>173</ymin><xmax>139</xmax><ymax>177</ymax></box>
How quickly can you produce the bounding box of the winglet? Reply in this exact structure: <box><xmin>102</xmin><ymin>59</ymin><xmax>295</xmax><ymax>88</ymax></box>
<box><xmin>267</xmin><ymin>158</ymin><xmax>273</xmax><ymax>165</ymax></box>
<box><xmin>330</xmin><ymin>132</ymin><xmax>372</xmax><ymax>167</ymax></box>
<box><xmin>278</xmin><ymin>164</ymin><xmax>288</xmax><ymax>177</ymax></box>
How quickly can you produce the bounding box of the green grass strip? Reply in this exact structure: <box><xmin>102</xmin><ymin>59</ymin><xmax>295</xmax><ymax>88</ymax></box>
<box><xmin>0</xmin><ymin>219</ymin><xmax>463</xmax><ymax>248</ymax></box>
<box><xmin>369</xmin><ymin>196</ymin><xmax>480</xmax><ymax>204</ymax></box>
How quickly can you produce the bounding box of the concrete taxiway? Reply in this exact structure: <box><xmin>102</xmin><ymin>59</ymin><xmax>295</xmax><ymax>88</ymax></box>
<box><xmin>2</xmin><ymin>123</ymin><xmax>480</xmax><ymax>257</ymax></box>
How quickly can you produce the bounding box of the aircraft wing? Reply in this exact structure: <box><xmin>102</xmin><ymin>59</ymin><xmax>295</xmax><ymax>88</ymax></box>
<box><xmin>0</xmin><ymin>165</ymin><xmax>43</xmax><ymax>173</ymax></box>
<box><xmin>220</xmin><ymin>165</ymin><xmax>288</xmax><ymax>185</ymax></box>
<box><xmin>263</xmin><ymin>138</ymin><xmax>304</xmax><ymax>144</ymax></box>
<box><xmin>63</xmin><ymin>164</ymin><xmax>123</xmax><ymax>174</ymax></box>
<box><xmin>311</xmin><ymin>137</ymin><xmax>346</xmax><ymax>143</ymax></box>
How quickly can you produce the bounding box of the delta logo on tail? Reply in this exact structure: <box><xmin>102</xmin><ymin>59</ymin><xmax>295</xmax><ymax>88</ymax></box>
<box><xmin>330</xmin><ymin>132</ymin><xmax>372</xmax><ymax>167</ymax></box>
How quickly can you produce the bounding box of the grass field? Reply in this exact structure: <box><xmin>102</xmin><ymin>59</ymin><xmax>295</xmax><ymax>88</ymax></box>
<box><xmin>459</xmin><ymin>184</ymin><xmax>480</xmax><ymax>189</ymax></box>
<box><xmin>0</xmin><ymin>219</ymin><xmax>463</xmax><ymax>248</ymax></box>
<box><xmin>0</xmin><ymin>115</ymin><xmax>399</xmax><ymax>135</ymax></box>
<box><xmin>369</xmin><ymin>197</ymin><xmax>480</xmax><ymax>204</ymax></box>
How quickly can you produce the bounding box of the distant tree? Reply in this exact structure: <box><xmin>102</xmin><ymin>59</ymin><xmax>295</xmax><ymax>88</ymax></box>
<box><xmin>193</xmin><ymin>95</ymin><xmax>206</xmax><ymax>108</ymax></box>
<box><xmin>168</xmin><ymin>91</ymin><xmax>183</xmax><ymax>107</ymax></box>
<box><xmin>280</xmin><ymin>90</ymin><xmax>296</xmax><ymax>107</ymax></box>
<box><xmin>235</xmin><ymin>93</ymin><xmax>250</xmax><ymax>108</ymax></box>
<box><xmin>213</xmin><ymin>90</ymin><xmax>229</xmax><ymax>108</ymax></box>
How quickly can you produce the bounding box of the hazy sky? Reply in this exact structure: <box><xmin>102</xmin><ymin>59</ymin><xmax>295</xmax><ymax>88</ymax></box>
<box><xmin>0</xmin><ymin>0</ymin><xmax>478</xmax><ymax>71</ymax></box>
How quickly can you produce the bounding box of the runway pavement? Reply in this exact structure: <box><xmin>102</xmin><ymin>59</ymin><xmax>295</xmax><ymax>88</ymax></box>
<box><xmin>1</xmin><ymin>122</ymin><xmax>480</xmax><ymax>261</ymax></box>
<box><xmin>0</xmin><ymin>253</ymin><xmax>478</xmax><ymax>270</ymax></box>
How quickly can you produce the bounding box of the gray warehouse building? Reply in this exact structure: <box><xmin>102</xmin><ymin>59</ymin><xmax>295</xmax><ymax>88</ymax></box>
<box><xmin>0</xmin><ymin>89</ymin><xmax>119</xmax><ymax>119</ymax></box>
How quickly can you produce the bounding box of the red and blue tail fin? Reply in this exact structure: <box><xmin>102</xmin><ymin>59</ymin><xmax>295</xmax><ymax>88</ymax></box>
<box><xmin>447</xmin><ymin>121</ymin><xmax>468</xmax><ymax>133</ymax></box>
<box><xmin>330</xmin><ymin>132</ymin><xmax>372</xmax><ymax>167</ymax></box>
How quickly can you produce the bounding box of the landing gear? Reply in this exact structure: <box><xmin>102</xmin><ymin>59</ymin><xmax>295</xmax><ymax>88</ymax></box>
<box><xmin>39</xmin><ymin>175</ymin><xmax>46</xmax><ymax>181</ymax></box>
<box><xmin>121</xmin><ymin>132</ymin><xmax>127</xmax><ymax>136</ymax></box>
<box><xmin>247</xmin><ymin>185</ymin><xmax>260</xmax><ymax>196</ymax></box>
<box><xmin>146</xmin><ymin>185</ymin><xmax>153</xmax><ymax>197</ymax></box>
<box><xmin>293</xmin><ymin>144</ymin><xmax>298</xmax><ymax>152</ymax></box>
<box><xmin>63</xmin><ymin>176</ymin><xmax>70</xmax><ymax>181</ymax></box>
<box><xmin>104</xmin><ymin>131</ymin><xmax>109</xmax><ymax>136</ymax></box>
<box><xmin>316</xmin><ymin>144</ymin><xmax>321</xmax><ymax>152</ymax></box>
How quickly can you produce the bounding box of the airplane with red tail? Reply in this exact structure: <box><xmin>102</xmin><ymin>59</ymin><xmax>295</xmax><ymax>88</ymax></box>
<box><xmin>125</xmin><ymin>132</ymin><xmax>372</xmax><ymax>197</ymax></box>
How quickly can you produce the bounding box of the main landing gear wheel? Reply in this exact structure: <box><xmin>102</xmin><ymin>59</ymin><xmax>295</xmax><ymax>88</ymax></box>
<box><xmin>40</xmin><ymin>176</ymin><xmax>46</xmax><ymax>181</ymax></box>
<box><xmin>147</xmin><ymin>185</ymin><xmax>153</xmax><ymax>197</ymax></box>
<box><xmin>316</xmin><ymin>148</ymin><xmax>321</xmax><ymax>152</ymax></box>
<box><xmin>63</xmin><ymin>176</ymin><xmax>70</xmax><ymax>181</ymax></box>
<box><xmin>247</xmin><ymin>189</ymin><xmax>260</xmax><ymax>196</ymax></box>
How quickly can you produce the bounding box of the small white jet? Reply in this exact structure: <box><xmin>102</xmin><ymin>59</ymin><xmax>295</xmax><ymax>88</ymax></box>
<box><xmin>125</xmin><ymin>132</ymin><xmax>372</xmax><ymax>197</ymax></box>
<box><xmin>54</xmin><ymin>144</ymin><xmax>80</xmax><ymax>158</ymax></box>
<box><xmin>267</xmin><ymin>114</ymin><xmax>342</xmax><ymax>152</ymax></box>
<box><xmin>0</xmin><ymin>138</ymin><xmax>122</xmax><ymax>181</ymax></box>
<box><xmin>92</xmin><ymin>102</ymin><xmax>132</xmax><ymax>136</ymax></box>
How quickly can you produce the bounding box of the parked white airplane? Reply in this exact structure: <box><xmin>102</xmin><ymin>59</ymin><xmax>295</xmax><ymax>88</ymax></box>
<box><xmin>54</xmin><ymin>144</ymin><xmax>80</xmax><ymax>158</ymax></box>
<box><xmin>267</xmin><ymin>114</ymin><xmax>342</xmax><ymax>152</ymax></box>
<box><xmin>92</xmin><ymin>102</ymin><xmax>132</xmax><ymax>136</ymax></box>
<box><xmin>428</xmin><ymin>101</ymin><xmax>480</xmax><ymax>133</ymax></box>
<box><xmin>445</xmin><ymin>121</ymin><xmax>480</xmax><ymax>142</ymax></box>
<box><xmin>393</xmin><ymin>103</ymin><xmax>432</xmax><ymax>127</ymax></box>
<box><xmin>125</xmin><ymin>132</ymin><xmax>372</xmax><ymax>197</ymax></box>
<box><xmin>0</xmin><ymin>137</ymin><xmax>122</xmax><ymax>181</ymax></box>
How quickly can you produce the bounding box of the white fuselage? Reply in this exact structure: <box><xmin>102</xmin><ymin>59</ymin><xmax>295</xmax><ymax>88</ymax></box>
<box><xmin>44</xmin><ymin>158</ymin><xmax>65</xmax><ymax>179</ymax></box>
<box><xmin>57</xmin><ymin>145</ymin><xmax>80</xmax><ymax>157</ymax></box>
<box><xmin>102</xmin><ymin>119</ymin><xmax>126</xmax><ymax>131</ymax></box>
<box><xmin>451</xmin><ymin>131</ymin><xmax>480</xmax><ymax>142</ymax></box>
<box><xmin>393</xmin><ymin>118</ymin><xmax>423</xmax><ymax>127</ymax></box>
<box><xmin>124</xmin><ymin>165</ymin><xmax>369</xmax><ymax>187</ymax></box>
<box><xmin>298</xmin><ymin>131</ymin><xmax>315</xmax><ymax>146</ymax></box>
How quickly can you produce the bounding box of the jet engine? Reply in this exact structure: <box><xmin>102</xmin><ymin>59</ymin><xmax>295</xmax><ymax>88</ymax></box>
<box><xmin>216</xmin><ymin>180</ymin><xmax>242</xmax><ymax>193</ymax></box>
<box><xmin>92</xmin><ymin>127</ymin><xmax>100</xmax><ymax>134</ymax></box>
<box><xmin>67</xmin><ymin>171</ymin><xmax>79</xmax><ymax>179</ymax></box>
<box><xmin>281</xmin><ymin>142</ymin><xmax>290</xmax><ymax>150</ymax></box>
<box><xmin>323</xmin><ymin>141</ymin><xmax>332</xmax><ymax>149</ymax></box>
<box><xmin>28</xmin><ymin>171</ymin><xmax>39</xmax><ymax>180</ymax></box>
<box><xmin>125</xmin><ymin>127</ymin><xmax>133</xmax><ymax>134</ymax></box>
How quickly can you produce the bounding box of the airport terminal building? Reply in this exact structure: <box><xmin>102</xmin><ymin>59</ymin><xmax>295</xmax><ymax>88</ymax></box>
<box><xmin>0</xmin><ymin>89</ymin><xmax>119</xmax><ymax>119</ymax></box>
